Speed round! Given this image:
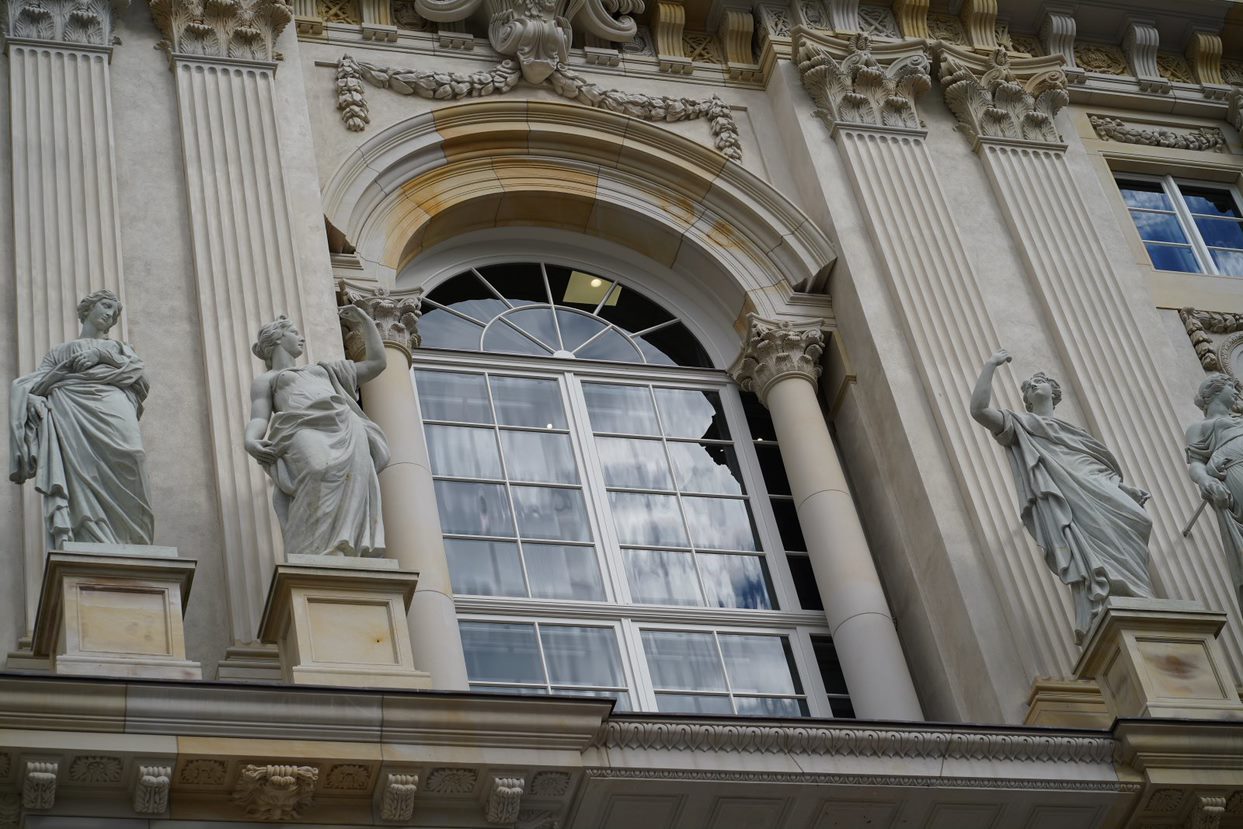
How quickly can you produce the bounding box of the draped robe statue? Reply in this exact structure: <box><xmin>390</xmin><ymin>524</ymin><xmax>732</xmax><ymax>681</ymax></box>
<box><xmin>8</xmin><ymin>290</ymin><xmax>154</xmax><ymax>546</ymax></box>
<box><xmin>245</xmin><ymin>309</ymin><xmax>390</xmax><ymax>557</ymax></box>
<box><xmin>971</xmin><ymin>350</ymin><xmax>1154</xmax><ymax>642</ymax></box>
<box><xmin>1185</xmin><ymin>373</ymin><xmax>1243</xmax><ymax>609</ymax></box>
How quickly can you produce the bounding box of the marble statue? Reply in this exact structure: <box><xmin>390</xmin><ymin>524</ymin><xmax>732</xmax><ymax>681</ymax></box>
<box><xmin>1185</xmin><ymin>372</ymin><xmax>1243</xmax><ymax>608</ymax></box>
<box><xmin>8</xmin><ymin>290</ymin><xmax>154</xmax><ymax>546</ymax></box>
<box><xmin>245</xmin><ymin>308</ymin><xmax>390</xmax><ymax>557</ymax></box>
<box><xmin>971</xmin><ymin>349</ymin><xmax>1154</xmax><ymax>642</ymax></box>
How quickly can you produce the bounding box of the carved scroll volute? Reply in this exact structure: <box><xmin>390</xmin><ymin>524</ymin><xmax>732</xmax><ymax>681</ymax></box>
<box><xmin>487</xmin><ymin>0</ymin><xmax>571</xmax><ymax>83</ymax></box>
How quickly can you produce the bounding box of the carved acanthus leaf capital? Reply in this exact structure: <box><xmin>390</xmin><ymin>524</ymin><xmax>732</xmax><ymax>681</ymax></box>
<box><xmin>337</xmin><ymin>281</ymin><xmax>424</xmax><ymax>362</ymax></box>
<box><xmin>729</xmin><ymin>315</ymin><xmax>826</xmax><ymax>404</ymax></box>
<box><xmin>132</xmin><ymin>765</ymin><xmax>172</xmax><ymax>815</ymax></box>
<box><xmin>796</xmin><ymin>31</ymin><xmax>931</xmax><ymax>131</ymax></box>
<box><xmin>148</xmin><ymin>0</ymin><xmax>293</xmax><ymax>63</ymax></box>
<box><xmin>3</xmin><ymin>0</ymin><xmax>129</xmax><ymax>46</ymax></box>
<box><xmin>934</xmin><ymin>43</ymin><xmax>1068</xmax><ymax>146</ymax></box>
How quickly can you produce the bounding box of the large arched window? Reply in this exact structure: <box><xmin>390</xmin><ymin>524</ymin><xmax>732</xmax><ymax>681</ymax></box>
<box><xmin>411</xmin><ymin>261</ymin><xmax>853</xmax><ymax>718</ymax></box>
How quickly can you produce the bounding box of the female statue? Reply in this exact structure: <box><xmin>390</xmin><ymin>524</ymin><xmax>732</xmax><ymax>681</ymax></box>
<box><xmin>1185</xmin><ymin>372</ymin><xmax>1243</xmax><ymax>607</ymax></box>
<box><xmin>9</xmin><ymin>290</ymin><xmax>154</xmax><ymax>546</ymax></box>
<box><xmin>971</xmin><ymin>349</ymin><xmax>1154</xmax><ymax>642</ymax></box>
<box><xmin>245</xmin><ymin>307</ymin><xmax>390</xmax><ymax>557</ymax></box>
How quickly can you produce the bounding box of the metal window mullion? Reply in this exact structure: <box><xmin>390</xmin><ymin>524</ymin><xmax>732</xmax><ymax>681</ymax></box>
<box><xmin>486</xmin><ymin>373</ymin><xmax>534</xmax><ymax>599</ymax></box>
<box><xmin>630</xmin><ymin>318</ymin><xmax>679</xmax><ymax>338</ymax></box>
<box><xmin>591</xmin><ymin>280</ymin><xmax>620</xmax><ymax>315</ymax></box>
<box><xmin>494</xmin><ymin>314</ymin><xmax>556</xmax><ymax>354</ymax></box>
<box><xmin>1165</xmin><ymin>176</ymin><xmax>1216</xmax><ymax>274</ymax></box>
<box><xmin>473</xmin><ymin>267</ymin><xmax>515</xmax><ymax>309</ymax></box>
<box><xmin>541</xmin><ymin>262</ymin><xmax>567</xmax><ymax>351</ymax></box>
<box><xmin>650</xmin><ymin>385</ymin><xmax>709</xmax><ymax>607</ymax></box>
<box><xmin>570</xmin><ymin>321</ymin><xmax>620</xmax><ymax>356</ymax></box>
<box><xmin>422</xmin><ymin>297</ymin><xmax>491</xmax><ymax>327</ymax></box>
<box><xmin>711</xmin><ymin>631</ymin><xmax>739</xmax><ymax>713</ymax></box>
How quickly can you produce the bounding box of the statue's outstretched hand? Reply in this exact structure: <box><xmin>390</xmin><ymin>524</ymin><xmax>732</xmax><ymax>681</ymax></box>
<box><xmin>338</xmin><ymin>304</ymin><xmax>370</xmax><ymax>329</ymax></box>
<box><xmin>987</xmin><ymin>349</ymin><xmax>1012</xmax><ymax>368</ymax></box>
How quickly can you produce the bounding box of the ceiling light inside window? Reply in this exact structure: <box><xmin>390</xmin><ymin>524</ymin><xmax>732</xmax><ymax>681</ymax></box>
<box><xmin>563</xmin><ymin>271</ymin><xmax>620</xmax><ymax>307</ymax></box>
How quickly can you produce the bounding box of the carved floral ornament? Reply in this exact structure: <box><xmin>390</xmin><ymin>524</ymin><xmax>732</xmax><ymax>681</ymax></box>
<box><xmin>334</xmin><ymin>53</ymin><xmax>742</xmax><ymax>160</ymax></box>
<box><xmin>2</xmin><ymin>0</ymin><xmax>129</xmax><ymax>45</ymax></box>
<box><xmin>148</xmin><ymin>0</ymin><xmax>293</xmax><ymax>63</ymax></box>
<box><xmin>337</xmin><ymin>281</ymin><xmax>424</xmax><ymax>359</ymax></box>
<box><xmin>796</xmin><ymin>31</ymin><xmax>931</xmax><ymax>131</ymax></box>
<box><xmin>729</xmin><ymin>315</ymin><xmax>826</xmax><ymax>403</ymax></box>
<box><xmin>935</xmin><ymin>44</ymin><xmax>1068</xmax><ymax>145</ymax></box>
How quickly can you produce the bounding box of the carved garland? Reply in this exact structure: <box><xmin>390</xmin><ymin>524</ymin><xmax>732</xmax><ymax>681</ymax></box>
<box><xmin>1180</xmin><ymin>307</ymin><xmax>1243</xmax><ymax>374</ymax></box>
<box><xmin>336</xmin><ymin>54</ymin><xmax>743</xmax><ymax>161</ymax></box>
<box><xmin>1087</xmin><ymin>115</ymin><xmax>1226</xmax><ymax>153</ymax></box>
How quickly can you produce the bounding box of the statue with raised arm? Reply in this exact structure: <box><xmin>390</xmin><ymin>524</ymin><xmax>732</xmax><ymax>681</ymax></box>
<box><xmin>245</xmin><ymin>308</ymin><xmax>390</xmax><ymax>557</ymax></box>
<box><xmin>971</xmin><ymin>349</ymin><xmax>1154</xmax><ymax>642</ymax></box>
<box><xmin>1185</xmin><ymin>373</ymin><xmax>1243</xmax><ymax>608</ymax></box>
<box><xmin>9</xmin><ymin>290</ymin><xmax>154</xmax><ymax>546</ymax></box>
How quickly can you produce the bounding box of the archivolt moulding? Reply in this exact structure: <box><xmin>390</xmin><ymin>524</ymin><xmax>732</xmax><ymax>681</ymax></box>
<box><xmin>321</xmin><ymin>99</ymin><xmax>837</xmax><ymax>315</ymax></box>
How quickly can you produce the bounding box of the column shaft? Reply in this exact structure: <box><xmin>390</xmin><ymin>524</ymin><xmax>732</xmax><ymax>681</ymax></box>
<box><xmin>8</xmin><ymin>41</ymin><xmax>126</xmax><ymax>629</ymax></box>
<box><xmin>766</xmin><ymin>375</ymin><xmax>923</xmax><ymax>720</ymax></box>
<box><xmin>359</xmin><ymin>347</ymin><xmax>469</xmax><ymax>690</ymax></box>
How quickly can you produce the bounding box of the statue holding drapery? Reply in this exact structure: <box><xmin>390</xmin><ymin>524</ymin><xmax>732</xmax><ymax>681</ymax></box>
<box><xmin>970</xmin><ymin>349</ymin><xmax>1155</xmax><ymax>642</ymax></box>
<box><xmin>9</xmin><ymin>290</ymin><xmax>155</xmax><ymax>546</ymax></box>
<box><xmin>245</xmin><ymin>308</ymin><xmax>390</xmax><ymax>557</ymax></box>
<box><xmin>1184</xmin><ymin>372</ymin><xmax>1243</xmax><ymax>609</ymax></box>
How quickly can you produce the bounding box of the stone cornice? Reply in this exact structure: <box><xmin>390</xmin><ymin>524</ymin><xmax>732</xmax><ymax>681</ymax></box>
<box><xmin>148</xmin><ymin>0</ymin><xmax>292</xmax><ymax>64</ymax></box>
<box><xmin>794</xmin><ymin>29</ymin><xmax>930</xmax><ymax>132</ymax></box>
<box><xmin>933</xmin><ymin>43</ymin><xmax>1069</xmax><ymax>147</ymax></box>
<box><xmin>337</xmin><ymin>280</ymin><xmax>424</xmax><ymax>363</ymax></box>
<box><xmin>2</xmin><ymin>0</ymin><xmax>129</xmax><ymax>47</ymax></box>
<box><xmin>729</xmin><ymin>315</ymin><xmax>825</xmax><ymax>404</ymax></box>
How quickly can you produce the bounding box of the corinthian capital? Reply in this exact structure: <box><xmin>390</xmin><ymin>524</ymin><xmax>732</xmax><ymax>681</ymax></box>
<box><xmin>337</xmin><ymin>281</ymin><xmax>424</xmax><ymax>362</ymax></box>
<box><xmin>730</xmin><ymin>316</ymin><xmax>826</xmax><ymax>404</ymax></box>
<box><xmin>3</xmin><ymin>0</ymin><xmax>129</xmax><ymax>46</ymax></box>
<box><xmin>934</xmin><ymin>44</ymin><xmax>1068</xmax><ymax>146</ymax></box>
<box><xmin>796</xmin><ymin>31</ymin><xmax>930</xmax><ymax>131</ymax></box>
<box><xmin>148</xmin><ymin>0</ymin><xmax>293</xmax><ymax>63</ymax></box>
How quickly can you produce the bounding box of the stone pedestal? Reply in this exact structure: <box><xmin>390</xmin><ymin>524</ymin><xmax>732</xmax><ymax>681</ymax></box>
<box><xmin>257</xmin><ymin>557</ymin><xmax>431</xmax><ymax>690</ymax></box>
<box><xmin>31</xmin><ymin>543</ymin><xmax>201</xmax><ymax>680</ymax></box>
<box><xmin>1024</xmin><ymin>678</ymin><xmax>1112</xmax><ymax>728</ymax></box>
<box><xmin>1074</xmin><ymin>597</ymin><xmax>1243</xmax><ymax>720</ymax></box>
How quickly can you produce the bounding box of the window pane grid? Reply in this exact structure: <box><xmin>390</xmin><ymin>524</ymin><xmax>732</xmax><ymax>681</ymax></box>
<box><xmin>1117</xmin><ymin>175</ymin><xmax>1243</xmax><ymax>277</ymax></box>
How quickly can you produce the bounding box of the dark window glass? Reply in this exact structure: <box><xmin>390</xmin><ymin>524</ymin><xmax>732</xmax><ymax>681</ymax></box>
<box><xmin>1117</xmin><ymin>179</ymin><xmax>1172</xmax><ymax>210</ymax></box>
<box><xmin>476</xmin><ymin>262</ymin><xmax>547</xmax><ymax>306</ymax></box>
<box><xmin>787</xmin><ymin>554</ymin><xmax>823</xmax><ymax>611</ymax></box>
<box><xmin>771</xmin><ymin>498</ymin><xmax>807</xmax><ymax>552</ymax></box>
<box><xmin>754</xmin><ymin>444</ymin><xmax>790</xmax><ymax>496</ymax></box>
<box><xmin>1182</xmin><ymin>186</ymin><xmax>1242</xmax><ymax>218</ymax></box>
<box><xmin>812</xmin><ymin>634</ymin><xmax>852</xmax><ymax>702</ymax></box>
<box><xmin>740</xmin><ymin>392</ymin><xmax>778</xmax><ymax>441</ymax></box>
<box><xmin>1144</xmin><ymin>243</ymin><xmax>1200</xmax><ymax>273</ymax></box>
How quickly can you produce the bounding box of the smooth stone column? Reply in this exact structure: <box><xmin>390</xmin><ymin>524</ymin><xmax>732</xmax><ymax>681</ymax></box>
<box><xmin>733</xmin><ymin>316</ymin><xmax>923</xmax><ymax>720</ymax></box>
<box><xmin>340</xmin><ymin>284</ymin><xmax>469</xmax><ymax>690</ymax></box>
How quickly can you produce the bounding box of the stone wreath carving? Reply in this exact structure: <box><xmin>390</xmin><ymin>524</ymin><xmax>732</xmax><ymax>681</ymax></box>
<box><xmin>335</xmin><ymin>54</ymin><xmax>743</xmax><ymax>161</ymax></box>
<box><xmin>1088</xmin><ymin>115</ymin><xmax>1226</xmax><ymax>153</ymax></box>
<box><xmin>1181</xmin><ymin>307</ymin><xmax>1243</xmax><ymax>375</ymax></box>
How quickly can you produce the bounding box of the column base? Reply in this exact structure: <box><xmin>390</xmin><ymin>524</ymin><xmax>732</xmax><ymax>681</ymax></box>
<box><xmin>215</xmin><ymin>644</ymin><xmax>284</xmax><ymax>682</ymax></box>
<box><xmin>257</xmin><ymin>558</ymin><xmax>431</xmax><ymax>690</ymax></box>
<box><xmin>1024</xmin><ymin>678</ymin><xmax>1112</xmax><ymax>728</ymax></box>
<box><xmin>31</xmin><ymin>544</ymin><xmax>201</xmax><ymax>680</ymax></box>
<box><xmin>1074</xmin><ymin>597</ymin><xmax>1243</xmax><ymax>721</ymax></box>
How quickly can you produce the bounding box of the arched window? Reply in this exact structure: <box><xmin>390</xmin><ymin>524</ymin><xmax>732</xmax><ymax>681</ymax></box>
<box><xmin>411</xmin><ymin>261</ymin><xmax>853</xmax><ymax>717</ymax></box>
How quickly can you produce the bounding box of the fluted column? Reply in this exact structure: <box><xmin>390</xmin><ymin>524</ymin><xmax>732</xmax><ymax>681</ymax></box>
<box><xmin>4</xmin><ymin>0</ymin><xmax>129</xmax><ymax>630</ymax></box>
<box><xmin>798</xmin><ymin>31</ymin><xmax>1079</xmax><ymax>679</ymax></box>
<box><xmin>339</xmin><ymin>284</ymin><xmax>469</xmax><ymax>690</ymax></box>
<box><xmin>732</xmin><ymin>317</ymin><xmax>922</xmax><ymax>720</ymax></box>
<box><xmin>937</xmin><ymin>47</ymin><xmax>1243</xmax><ymax>672</ymax></box>
<box><xmin>148</xmin><ymin>0</ymin><xmax>319</xmax><ymax>644</ymax></box>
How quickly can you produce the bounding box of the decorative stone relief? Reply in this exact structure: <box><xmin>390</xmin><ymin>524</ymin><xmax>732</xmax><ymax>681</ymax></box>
<box><xmin>891</xmin><ymin>0</ymin><xmax>926</xmax><ymax>39</ymax></box>
<box><xmin>717</xmin><ymin>9</ymin><xmax>757</xmax><ymax>79</ymax></box>
<box><xmin>148</xmin><ymin>0</ymin><xmax>293</xmax><ymax>62</ymax></box>
<box><xmin>621</xmin><ymin>24</ymin><xmax>654</xmax><ymax>54</ymax></box>
<box><xmin>1073</xmin><ymin>42</ymin><xmax>1127</xmax><ymax>76</ymax></box>
<box><xmin>426</xmin><ymin>767</ymin><xmax>478</xmax><ymax>793</ymax></box>
<box><xmin>1180</xmin><ymin>307</ymin><xmax>1243</xmax><ymax>375</ymax></box>
<box><xmin>392</xmin><ymin>0</ymin><xmax>428</xmax><ymax>28</ymax></box>
<box><xmin>1228</xmin><ymin>90</ymin><xmax>1243</xmax><ymax>134</ymax></box>
<box><xmin>959</xmin><ymin>0</ymin><xmax>996</xmax><ymax>50</ymax></box>
<box><xmin>1187</xmin><ymin>31</ymin><xmax>1226</xmax><ymax>88</ymax></box>
<box><xmin>1087</xmin><ymin>115</ymin><xmax>1226</xmax><ymax>152</ymax></box>
<box><xmin>798</xmin><ymin>32</ymin><xmax>930</xmax><ymax>130</ymax></box>
<box><xmin>926</xmin><ymin>12</ymin><xmax>964</xmax><ymax>45</ymax></box>
<box><xmin>1039</xmin><ymin>7</ymin><xmax>1078</xmax><ymax>77</ymax></box>
<box><xmin>936</xmin><ymin>45</ymin><xmax>1068</xmax><ymax>144</ymax></box>
<box><xmin>1122</xmin><ymin>19</ymin><xmax>1170</xmax><ymax>93</ymax></box>
<box><xmin>336</xmin><ymin>56</ymin><xmax>370</xmax><ymax>132</ymax></box>
<box><xmin>797</xmin><ymin>0</ymin><xmax>827</xmax><ymax>30</ymax></box>
<box><xmin>1224</xmin><ymin>60</ymin><xmax>1243</xmax><ymax>87</ymax></box>
<box><xmin>485</xmin><ymin>776</ymin><xmax>526</xmax><ymax>824</ymax></box>
<box><xmin>337</xmin><ymin>55</ymin><xmax>743</xmax><ymax>161</ymax></box>
<box><xmin>653</xmin><ymin>0</ymin><xmax>689</xmax><ymax>73</ymax></box>
<box><xmin>380</xmin><ymin>772</ymin><xmax>419</xmax><ymax>822</ymax></box>
<box><xmin>22</xmin><ymin>762</ymin><xmax>57</xmax><ymax>810</ymax></box>
<box><xmin>857</xmin><ymin>4</ymin><xmax>898</xmax><ymax>38</ymax></box>
<box><xmin>729</xmin><ymin>316</ymin><xmax>825</xmax><ymax>403</ymax></box>
<box><xmin>0</xmin><ymin>793</ymin><xmax>18</xmax><ymax>829</ymax></box>
<box><xmin>324</xmin><ymin>763</ymin><xmax>370</xmax><ymax>791</ymax></box>
<box><xmin>339</xmin><ymin>284</ymin><xmax>424</xmax><ymax>359</ymax></box>
<box><xmin>318</xmin><ymin>0</ymin><xmax>361</xmax><ymax>23</ymax></box>
<box><xmin>1191</xmin><ymin>795</ymin><xmax>1228</xmax><ymax>829</ymax></box>
<box><xmin>2</xmin><ymin>0</ymin><xmax>128</xmax><ymax>45</ymax></box>
<box><xmin>1156</xmin><ymin>51</ymin><xmax>1194</xmax><ymax>84</ymax></box>
<box><xmin>232</xmin><ymin>764</ymin><xmax>319</xmax><ymax>821</ymax></box>
<box><xmin>993</xmin><ymin>21</ymin><xmax>1011</xmax><ymax>52</ymax></box>
<box><xmin>487</xmin><ymin>0</ymin><xmax>571</xmax><ymax>83</ymax></box>
<box><xmin>529</xmin><ymin>771</ymin><xmax>570</xmax><ymax>797</ymax></box>
<box><xmin>0</xmin><ymin>755</ymin><xmax>9</xmax><ymax>779</ymax></box>
<box><xmin>1009</xmin><ymin>34</ymin><xmax>1041</xmax><ymax>58</ymax></box>
<box><xmin>179</xmin><ymin>759</ymin><xmax>228</xmax><ymax>786</ymax></box>
<box><xmin>1145</xmin><ymin>788</ymin><xmax>1184</xmax><ymax>813</ymax></box>
<box><xmin>68</xmin><ymin>755</ymin><xmax>122</xmax><ymax>784</ymax></box>
<box><xmin>757</xmin><ymin>4</ymin><xmax>790</xmax><ymax>39</ymax></box>
<box><xmin>682</xmin><ymin>31</ymin><xmax>722</xmax><ymax>64</ymax></box>
<box><xmin>132</xmin><ymin>765</ymin><xmax>172</xmax><ymax>815</ymax></box>
<box><xmin>517</xmin><ymin>809</ymin><xmax>560</xmax><ymax>829</ymax></box>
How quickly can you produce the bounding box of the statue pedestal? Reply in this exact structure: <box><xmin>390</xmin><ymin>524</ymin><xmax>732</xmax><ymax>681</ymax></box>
<box><xmin>257</xmin><ymin>556</ymin><xmax>431</xmax><ymax>690</ymax></box>
<box><xmin>31</xmin><ymin>543</ymin><xmax>201</xmax><ymax>680</ymax></box>
<box><xmin>1024</xmin><ymin>678</ymin><xmax>1112</xmax><ymax>728</ymax></box>
<box><xmin>1073</xmin><ymin>597</ymin><xmax>1243</xmax><ymax>721</ymax></box>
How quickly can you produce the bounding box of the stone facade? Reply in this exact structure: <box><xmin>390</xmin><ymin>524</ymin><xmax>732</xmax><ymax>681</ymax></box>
<box><xmin>3</xmin><ymin>0</ymin><xmax>1243</xmax><ymax>824</ymax></box>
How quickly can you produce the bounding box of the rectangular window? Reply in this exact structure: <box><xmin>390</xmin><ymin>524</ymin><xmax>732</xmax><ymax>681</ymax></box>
<box><xmin>460</xmin><ymin>620</ymin><xmax>630</xmax><ymax>708</ymax></box>
<box><xmin>640</xmin><ymin>629</ymin><xmax>808</xmax><ymax>716</ymax></box>
<box><xmin>1116</xmin><ymin>175</ymin><xmax>1243</xmax><ymax>276</ymax></box>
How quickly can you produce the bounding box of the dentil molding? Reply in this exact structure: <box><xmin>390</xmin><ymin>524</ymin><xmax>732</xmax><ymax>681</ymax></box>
<box><xmin>796</xmin><ymin>31</ymin><xmax>931</xmax><ymax>131</ymax></box>
<box><xmin>729</xmin><ymin>315</ymin><xmax>826</xmax><ymax>404</ymax></box>
<box><xmin>148</xmin><ymin>0</ymin><xmax>293</xmax><ymax>63</ymax></box>
<box><xmin>934</xmin><ymin>44</ymin><xmax>1068</xmax><ymax>146</ymax></box>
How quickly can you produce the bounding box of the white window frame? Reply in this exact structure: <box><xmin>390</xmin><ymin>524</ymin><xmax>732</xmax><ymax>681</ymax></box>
<box><xmin>1115</xmin><ymin>172</ymin><xmax>1243</xmax><ymax>277</ymax></box>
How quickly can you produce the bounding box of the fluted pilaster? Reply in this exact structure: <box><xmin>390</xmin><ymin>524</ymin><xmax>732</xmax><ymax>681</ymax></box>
<box><xmin>5</xmin><ymin>1</ymin><xmax>128</xmax><ymax>629</ymax></box>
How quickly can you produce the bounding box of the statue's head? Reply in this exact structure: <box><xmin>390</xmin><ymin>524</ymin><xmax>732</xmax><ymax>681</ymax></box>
<box><xmin>77</xmin><ymin>289</ymin><xmax>122</xmax><ymax>334</ymax></box>
<box><xmin>1195</xmin><ymin>372</ymin><xmax>1242</xmax><ymax>414</ymax></box>
<box><xmin>1021</xmin><ymin>371</ymin><xmax>1062</xmax><ymax>412</ymax></box>
<box><xmin>252</xmin><ymin>315</ymin><xmax>304</xmax><ymax>368</ymax></box>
